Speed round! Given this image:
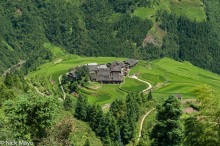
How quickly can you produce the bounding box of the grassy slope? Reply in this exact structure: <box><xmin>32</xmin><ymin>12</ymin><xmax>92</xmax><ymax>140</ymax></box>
<box><xmin>132</xmin><ymin>0</ymin><xmax>206</xmax><ymax>47</ymax></box>
<box><xmin>121</xmin><ymin>77</ymin><xmax>149</xmax><ymax>93</ymax></box>
<box><xmin>30</xmin><ymin>55</ymin><xmax>125</xmax><ymax>84</ymax></box>
<box><xmin>79</xmin><ymin>84</ymin><xmax>128</xmax><ymax>105</ymax></box>
<box><xmin>70</xmin><ymin>120</ymin><xmax>103</xmax><ymax>146</ymax></box>
<box><xmin>29</xmin><ymin>43</ymin><xmax>220</xmax><ymax>102</ymax></box>
<box><xmin>130</xmin><ymin>57</ymin><xmax>220</xmax><ymax>98</ymax></box>
<box><xmin>79</xmin><ymin>76</ymin><xmax>149</xmax><ymax>105</ymax></box>
<box><xmin>29</xmin><ymin>45</ymin><xmax>148</xmax><ymax>106</ymax></box>
<box><xmin>44</xmin><ymin>43</ymin><xmax>66</xmax><ymax>58</ymax></box>
<box><xmin>170</xmin><ymin>0</ymin><xmax>206</xmax><ymax>22</ymax></box>
<box><xmin>28</xmin><ymin>44</ymin><xmax>220</xmax><ymax>145</ymax></box>
<box><xmin>28</xmin><ymin>43</ymin><xmax>128</xmax><ymax>105</ymax></box>
<box><xmin>70</xmin><ymin>119</ymin><xmax>103</xmax><ymax>146</ymax></box>
<box><xmin>133</xmin><ymin>0</ymin><xmax>206</xmax><ymax>22</ymax></box>
<box><xmin>56</xmin><ymin>111</ymin><xmax>102</xmax><ymax>146</ymax></box>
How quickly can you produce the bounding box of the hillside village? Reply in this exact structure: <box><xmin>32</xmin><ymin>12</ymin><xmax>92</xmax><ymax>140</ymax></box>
<box><xmin>68</xmin><ymin>59</ymin><xmax>139</xmax><ymax>84</ymax></box>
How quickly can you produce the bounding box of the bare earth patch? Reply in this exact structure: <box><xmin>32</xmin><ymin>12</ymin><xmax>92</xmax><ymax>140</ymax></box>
<box><xmin>184</xmin><ymin>107</ymin><xmax>198</xmax><ymax>114</ymax></box>
<box><xmin>143</xmin><ymin>24</ymin><xmax>166</xmax><ymax>47</ymax></box>
<box><xmin>102</xmin><ymin>104</ymin><xmax>111</xmax><ymax>111</ymax></box>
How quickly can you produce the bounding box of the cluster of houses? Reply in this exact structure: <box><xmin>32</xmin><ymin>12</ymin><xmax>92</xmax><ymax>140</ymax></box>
<box><xmin>68</xmin><ymin>59</ymin><xmax>139</xmax><ymax>84</ymax></box>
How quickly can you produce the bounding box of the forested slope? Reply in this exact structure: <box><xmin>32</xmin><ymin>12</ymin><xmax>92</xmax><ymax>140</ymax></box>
<box><xmin>0</xmin><ymin>0</ymin><xmax>220</xmax><ymax>74</ymax></box>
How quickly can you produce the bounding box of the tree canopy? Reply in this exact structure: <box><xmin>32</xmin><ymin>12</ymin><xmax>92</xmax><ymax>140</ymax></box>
<box><xmin>150</xmin><ymin>96</ymin><xmax>183</xmax><ymax>146</ymax></box>
<box><xmin>3</xmin><ymin>94</ymin><xmax>58</xmax><ymax>143</ymax></box>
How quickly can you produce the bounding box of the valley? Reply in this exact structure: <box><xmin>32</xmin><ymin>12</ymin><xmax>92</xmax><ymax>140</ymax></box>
<box><xmin>1</xmin><ymin>0</ymin><xmax>220</xmax><ymax>145</ymax></box>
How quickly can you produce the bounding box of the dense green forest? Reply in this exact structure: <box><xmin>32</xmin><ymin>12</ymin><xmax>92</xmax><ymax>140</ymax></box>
<box><xmin>74</xmin><ymin>93</ymin><xmax>150</xmax><ymax>145</ymax></box>
<box><xmin>0</xmin><ymin>0</ymin><xmax>220</xmax><ymax>74</ymax></box>
<box><xmin>1</xmin><ymin>0</ymin><xmax>220</xmax><ymax>145</ymax></box>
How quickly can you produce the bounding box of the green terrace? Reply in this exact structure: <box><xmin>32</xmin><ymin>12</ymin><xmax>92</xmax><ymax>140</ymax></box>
<box><xmin>28</xmin><ymin>51</ymin><xmax>220</xmax><ymax>105</ymax></box>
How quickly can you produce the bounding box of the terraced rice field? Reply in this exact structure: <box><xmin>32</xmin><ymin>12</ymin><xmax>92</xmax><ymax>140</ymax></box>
<box><xmin>130</xmin><ymin>58</ymin><xmax>220</xmax><ymax>98</ymax></box>
<box><xmin>29</xmin><ymin>44</ymin><xmax>220</xmax><ymax>104</ymax></box>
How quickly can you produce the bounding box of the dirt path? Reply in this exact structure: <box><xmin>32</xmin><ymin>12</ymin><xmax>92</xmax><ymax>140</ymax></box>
<box><xmin>34</xmin><ymin>87</ymin><xmax>47</xmax><ymax>97</ymax></box>
<box><xmin>129</xmin><ymin>75</ymin><xmax>152</xmax><ymax>93</ymax></box>
<box><xmin>128</xmin><ymin>74</ymin><xmax>154</xmax><ymax>143</ymax></box>
<box><xmin>59</xmin><ymin>75</ymin><xmax>66</xmax><ymax>100</ymax></box>
<box><xmin>102</xmin><ymin>76</ymin><xmax>153</xmax><ymax>111</ymax></box>
<box><xmin>102</xmin><ymin>104</ymin><xmax>111</xmax><ymax>111</ymax></box>
<box><xmin>2</xmin><ymin>60</ymin><xmax>26</xmax><ymax>77</ymax></box>
<box><xmin>137</xmin><ymin>108</ymin><xmax>155</xmax><ymax>142</ymax></box>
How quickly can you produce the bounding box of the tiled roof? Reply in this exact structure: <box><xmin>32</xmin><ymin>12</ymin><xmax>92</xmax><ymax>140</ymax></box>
<box><xmin>97</xmin><ymin>64</ymin><xmax>108</xmax><ymax>69</ymax></box>
<box><xmin>110</xmin><ymin>65</ymin><xmax>121</xmax><ymax>72</ymax></box>
<box><xmin>97</xmin><ymin>68</ymin><xmax>110</xmax><ymax>76</ymax></box>
<box><xmin>108</xmin><ymin>61</ymin><xmax>125</xmax><ymax>68</ymax></box>
<box><xmin>88</xmin><ymin>65</ymin><xmax>98</xmax><ymax>72</ymax></box>
<box><xmin>124</xmin><ymin>59</ymin><xmax>139</xmax><ymax>67</ymax></box>
<box><xmin>96</xmin><ymin>75</ymin><xmax>112</xmax><ymax>82</ymax></box>
<box><xmin>112</xmin><ymin>75</ymin><xmax>123</xmax><ymax>81</ymax></box>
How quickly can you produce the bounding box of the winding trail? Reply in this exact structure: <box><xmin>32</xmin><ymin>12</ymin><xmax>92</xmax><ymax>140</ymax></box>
<box><xmin>59</xmin><ymin>75</ymin><xmax>66</xmax><ymax>100</ymax></box>
<box><xmin>2</xmin><ymin>60</ymin><xmax>26</xmax><ymax>77</ymax></box>
<box><xmin>103</xmin><ymin>75</ymin><xmax>153</xmax><ymax>110</ymax></box>
<box><xmin>137</xmin><ymin>108</ymin><xmax>155</xmax><ymax>142</ymax></box>
<box><xmin>128</xmin><ymin>74</ymin><xmax>154</xmax><ymax>143</ymax></box>
<box><xmin>58</xmin><ymin>66</ymin><xmax>154</xmax><ymax>142</ymax></box>
<box><xmin>34</xmin><ymin>87</ymin><xmax>47</xmax><ymax>97</ymax></box>
<box><xmin>129</xmin><ymin>75</ymin><xmax>152</xmax><ymax>92</ymax></box>
<box><xmin>102</xmin><ymin>104</ymin><xmax>111</xmax><ymax>111</ymax></box>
